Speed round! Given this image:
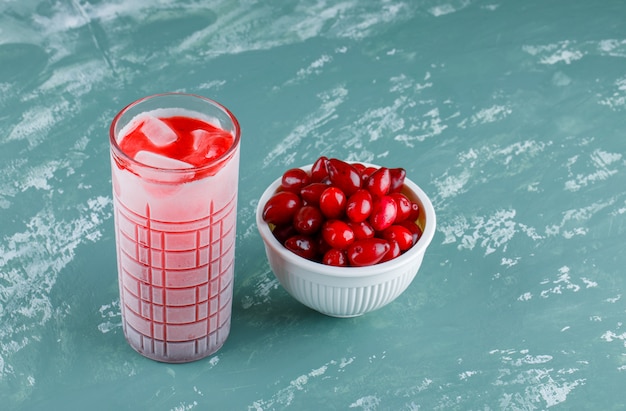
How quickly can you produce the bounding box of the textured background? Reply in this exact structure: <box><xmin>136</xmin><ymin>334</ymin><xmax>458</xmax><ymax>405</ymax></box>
<box><xmin>1</xmin><ymin>0</ymin><xmax>625</xmax><ymax>409</ymax></box>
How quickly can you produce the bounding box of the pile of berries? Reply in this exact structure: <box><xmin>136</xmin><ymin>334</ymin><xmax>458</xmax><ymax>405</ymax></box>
<box><xmin>262</xmin><ymin>156</ymin><xmax>423</xmax><ymax>267</ymax></box>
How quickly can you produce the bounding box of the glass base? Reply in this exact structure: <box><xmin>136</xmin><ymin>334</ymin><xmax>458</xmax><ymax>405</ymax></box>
<box><xmin>122</xmin><ymin>317</ymin><xmax>231</xmax><ymax>363</ymax></box>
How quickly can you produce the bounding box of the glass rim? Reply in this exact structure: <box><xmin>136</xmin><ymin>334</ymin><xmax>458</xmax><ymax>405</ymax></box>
<box><xmin>109</xmin><ymin>92</ymin><xmax>241</xmax><ymax>174</ymax></box>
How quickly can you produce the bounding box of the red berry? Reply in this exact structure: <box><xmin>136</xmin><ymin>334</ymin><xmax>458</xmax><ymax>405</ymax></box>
<box><xmin>345</xmin><ymin>189</ymin><xmax>373</xmax><ymax>223</ymax></box>
<box><xmin>322</xmin><ymin>248</ymin><xmax>348</xmax><ymax>266</ymax></box>
<box><xmin>327</xmin><ymin>158</ymin><xmax>362</xmax><ymax>197</ymax></box>
<box><xmin>347</xmin><ymin>238</ymin><xmax>390</xmax><ymax>267</ymax></box>
<box><xmin>389</xmin><ymin>168</ymin><xmax>406</xmax><ymax>193</ymax></box>
<box><xmin>263</xmin><ymin>191</ymin><xmax>302</xmax><ymax>225</ymax></box>
<box><xmin>281</xmin><ymin>168</ymin><xmax>310</xmax><ymax>193</ymax></box>
<box><xmin>389</xmin><ymin>192</ymin><xmax>412</xmax><ymax>223</ymax></box>
<box><xmin>352</xmin><ymin>163</ymin><xmax>366</xmax><ymax>174</ymax></box>
<box><xmin>321</xmin><ymin>220</ymin><xmax>355</xmax><ymax>249</ymax></box>
<box><xmin>361</xmin><ymin>166</ymin><xmax>378</xmax><ymax>182</ymax></box>
<box><xmin>368</xmin><ymin>195</ymin><xmax>397</xmax><ymax>232</ymax></box>
<box><xmin>300</xmin><ymin>183</ymin><xmax>329</xmax><ymax>205</ymax></box>
<box><xmin>272</xmin><ymin>224</ymin><xmax>297</xmax><ymax>244</ymax></box>
<box><xmin>408</xmin><ymin>201</ymin><xmax>420</xmax><ymax>221</ymax></box>
<box><xmin>382</xmin><ymin>225</ymin><xmax>414</xmax><ymax>251</ymax></box>
<box><xmin>284</xmin><ymin>235</ymin><xmax>318</xmax><ymax>260</ymax></box>
<box><xmin>310</xmin><ymin>156</ymin><xmax>329</xmax><ymax>182</ymax></box>
<box><xmin>293</xmin><ymin>205</ymin><xmax>324</xmax><ymax>235</ymax></box>
<box><xmin>380</xmin><ymin>240</ymin><xmax>401</xmax><ymax>263</ymax></box>
<box><xmin>316</xmin><ymin>234</ymin><xmax>332</xmax><ymax>257</ymax></box>
<box><xmin>319</xmin><ymin>186</ymin><xmax>346</xmax><ymax>219</ymax></box>
<box><xmin>348</xmin><ymin>220</ymin><xmax>376</xmax><ymax>240</ymax></box>
<box><xmin>397</xmin><ymin>220</ymin><xmax>422</xmax><ymax>246</ymax></box>
<box><xmin>365</xmin><ymin>167</ymin><xmax>391</xmax><ymax>198</ymax></box>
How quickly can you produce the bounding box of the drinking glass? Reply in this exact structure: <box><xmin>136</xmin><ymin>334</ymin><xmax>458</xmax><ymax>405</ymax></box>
<box><xmin>109</xmin><ymin>93</ymin><xmax>240</xmax><ymax>362</ymax></box>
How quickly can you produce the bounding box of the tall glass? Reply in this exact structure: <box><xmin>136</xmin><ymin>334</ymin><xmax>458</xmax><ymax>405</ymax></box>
<box><xmin>109</xmin><ymin>93</ymin><xmax>240</xmax><ymax>363</ymax></box>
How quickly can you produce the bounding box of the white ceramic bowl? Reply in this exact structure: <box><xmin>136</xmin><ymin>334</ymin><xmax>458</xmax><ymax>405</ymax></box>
<box><xmin>256</xmin><ymin>164</ymin><xmax>436</xmax><ymax>317</ymax></box>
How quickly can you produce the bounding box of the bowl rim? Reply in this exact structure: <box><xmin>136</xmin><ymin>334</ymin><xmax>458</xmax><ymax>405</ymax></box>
<box><xmin>256</xmin><ymin>162</ymin><xmax>436</xmax><ymax>278</ymax></box>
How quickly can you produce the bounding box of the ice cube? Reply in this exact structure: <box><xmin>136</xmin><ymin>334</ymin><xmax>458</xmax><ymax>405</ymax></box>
<box><xmin>205</xmin><ymin>135</ymin><xmax>232</xmax><ymax>160</ymax></box>
<box><xmin>140</xmin><ymin>114</ymin><xmax>178</xmax><ymax>147</ymax></box>
<box><xmin>134</xmin><ymin>150</ymin><xmax>194</xmax><ymax>169</ymax></box>
<box><xmin>190</xmin><ymin>129</ymin><xmax>232</xmax><ymax>160</ymax></box>
<box><xmin>190</xmin><ymin>129</ymin><xmax>211</xmax><ymax>151</ymax></box>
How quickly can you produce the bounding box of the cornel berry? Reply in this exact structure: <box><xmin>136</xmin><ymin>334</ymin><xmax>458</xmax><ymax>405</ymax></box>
<box><xmin>262</xmin><ymin>157</ymin><xmax>423</xmax><ymax>267</ymax></box>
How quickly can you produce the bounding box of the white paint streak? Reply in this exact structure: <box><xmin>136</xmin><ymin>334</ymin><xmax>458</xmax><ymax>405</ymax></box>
<box><xmin>522</xmin><ymin>41</ymin><xmax>584</xmax><ymax>65</ymax></box>
<box><xmin>433</xmin><ymin>139</ymin><xmax>550</xmax><ymax>204</ymax></box>
<box><xmin>262</xmin><ymin>86</ymin><xmax>348</xmax><ymax>168</ymax></box>
<box><xmin>491</xmin><ymin>349</ymin><xmax>585</xmax><ymax>409</ymax></box>
<box><xmin>545</xmin><ymin>199</ymin><xmax>613</xmax><ymax>239</ymax></box>
<box><xmin>97</xmin><ymin>300</ymin><xmax>121</xmax><ymax>334</ymax></box>
<box><xmin>564</xmin><ymin>149</ymin><xmax>622</xmax><ymax>192</ymax></box>
<box><xmin>349</xmin><ymin>395</ymin><xmax>381</xmax><ymax>410</ymax></box>
<box><xmin>240</xmin><ymin>275</ymin><xmax>280</xmax><ymax>310</ymax></box>
<box><xmin>248</xmin><ymin>357</ymin><xmax>347</xmax><ymax>410</ymax></box>
<box><xmin>457</xmin><ymin>104</ymin><xmax>512</xmax><ymax>128</ymax></box>
<box><xmin>5</xmin><ymin>100</ymin><xmax>71</xmax><ymax>148</ymax></box>
<box><xmin>0</xmin><ymin>196</ymin><xmax>112</xmax><ymax>379</ymax></box>
<box><xmin>439</xmin><ymin>209</ymin><xmax>519</xmax><ymax>255</ymax></box>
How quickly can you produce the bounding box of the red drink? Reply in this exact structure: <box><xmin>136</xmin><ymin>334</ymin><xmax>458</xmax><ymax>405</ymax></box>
<box><xmin>118</xmin><ymin>114</ymin><xmax>234</xmax><ymax>170</ymax></box>
<box><xmin>109</xmin><ymin>94</ymin><xmax>240</xmax><ymax>363</ymax></box>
